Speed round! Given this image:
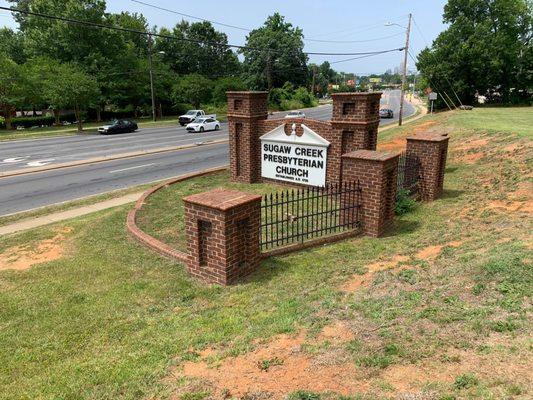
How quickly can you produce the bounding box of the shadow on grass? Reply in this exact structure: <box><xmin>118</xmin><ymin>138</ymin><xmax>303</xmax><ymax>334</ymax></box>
<box><xmin>383</xmin><ymin>218</ymin><xmax>421</xmax><ymax>238</ymax></box>
<box><xmin>441</xmin><ymin>189</ymin><xmax>464</xmax><ymax>199</ymax></box>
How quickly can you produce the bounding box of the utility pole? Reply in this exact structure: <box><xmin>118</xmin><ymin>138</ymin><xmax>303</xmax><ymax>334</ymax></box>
<box><xmin>398</xmin><ymin>13</ymin><xmax>412</xmax><ymax>126</ymax></box>
<box><xmin>147</xmin><ymin>34</ymin><xmax>156</xmax><ymax>122</ymax></box>
<box><xmin>311</xmin><ymin>65</ymin><xmax>317</xmax><ymax>96</ymax></box>
<box><xmin>266</xmin><ymin>52</ymin><xmax>273</xmax><ymax>90</ymax></box>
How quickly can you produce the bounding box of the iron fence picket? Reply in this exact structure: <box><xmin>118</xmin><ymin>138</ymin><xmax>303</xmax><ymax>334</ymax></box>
<box><xmin>260</xmin><ymin>181</ymin><xmax>361</xmax><ymax>251</ymax></box>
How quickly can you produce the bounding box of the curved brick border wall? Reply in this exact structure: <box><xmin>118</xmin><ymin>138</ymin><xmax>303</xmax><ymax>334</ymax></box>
<box><xmin>126</xmin><ymin>166</ymin><xmax>229</xmax><ymax>263</ymax></box>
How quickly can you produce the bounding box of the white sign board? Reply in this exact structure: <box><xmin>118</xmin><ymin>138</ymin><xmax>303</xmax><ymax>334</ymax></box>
<box><xmin>429</xmin><ymin>92</ymin><xmax>438</xmax><ymax>100</ymax></box>
<box><xmin>260</xmin><ymin>123</ymin><xmax>330</xmax><ymax>186</ymax></box>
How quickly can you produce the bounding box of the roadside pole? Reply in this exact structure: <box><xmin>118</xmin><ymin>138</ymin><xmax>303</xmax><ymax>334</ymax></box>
<box><xmin>147</xmin><ymin>34</ymin><xmax>157</xmax><ymax>122</ymax></box>
<box><xmin>398</xmin><ymin>13</ymin><xmax>412</xmax><ymax>126</ymax></box>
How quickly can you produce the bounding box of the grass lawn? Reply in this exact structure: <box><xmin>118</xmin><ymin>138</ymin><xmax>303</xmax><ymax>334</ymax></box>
<box><xmin>0</xmin><ymin>107</ymin><xmax>531</xmax><ymax>399</ymax></box>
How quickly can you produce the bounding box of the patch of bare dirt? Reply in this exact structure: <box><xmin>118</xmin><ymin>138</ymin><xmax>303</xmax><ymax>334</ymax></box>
<box><xmin>170</xmin><ymin>331</ymin><xmax>366</xmax><ymax>399</ymax></box>
<box><xmin>340</xmin><ymin>255</ymin><xmax>410</xmax><ymax>292</ymax></box>
<box><xmin>415</xmin><ymin>241</ymin><xmax>462</xmax><ymax>260</ymax></box>
<box><xmin>170</xmin><ymin>330</ymin><xmax>532</xmax><ymax>398</ymax></box>
<box><xmin>487</xmin><ymin>200</ymin><xmax>533</xmax><ymax>214</ymax></box>
<box><xmin>377</xmin><ymin>121</ymin><xmax>445</xmax><ymax>152</ymax></box>
<box><xmin>0</xmin><ymin>230</ymin><xmax>70</xmax><ymax>271</ymax></box>
<box><xmin>454</xmin><ymin>138</ymin><xmax>489</xmax><ymax>152</ymax></box>
<box><xmin>378</xmin><ymin>136</ymin><xmax>406</xmax><ymax>151</ymax></box>
<box><xmin>317</xmin><ymin>320</ymin><xmax>355</xmax><ymax>343</ymax></box>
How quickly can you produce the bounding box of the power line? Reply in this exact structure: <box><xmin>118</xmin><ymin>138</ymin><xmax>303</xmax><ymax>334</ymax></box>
<box><xmin>412</xmin><ymin>16</ymin><xmax>463</xmax><ymax>107</ymax></box>
<box><xmin>407</xmin><ymin>50</ymin><xmax>454</xmax><ymax>111</ymax></box>
<box><xmin>304</xmin><ymin>32</ymin><xmax>404</xmax><ymax>44</ymax></box>
<box><xmin>0</xmin><ymin>6</ymin><xmax>405</xmax><ymax>57</ymax></box>
<box><xmin>131</xmin><ymin>0</ymin><xmax>405</xmax><ymax>45</ymax></box>
<box><xmin>131</xmin><ymin>0</ymin><xmax>250</xmax><ymax>32</ymax></box>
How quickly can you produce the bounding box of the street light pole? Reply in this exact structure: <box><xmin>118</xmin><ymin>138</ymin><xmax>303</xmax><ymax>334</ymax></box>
<box><xmin>398</xmin><ymin>13</ymin><xmax>412</xmax><ymax>126</ymax></box>
<box><xmin>147</xmin><ymin>34</ymin><xmax>156</xmax><ymax>122</ymax></box>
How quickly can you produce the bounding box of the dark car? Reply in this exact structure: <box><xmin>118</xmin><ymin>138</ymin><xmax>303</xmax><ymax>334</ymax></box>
<box><xmin>379</xmin><ymin>109</ymin><xmax>394</xmax><ymax>119</ymax></box>
<box><xmin>98</xmin><ymin>119</ymin><xmax>138</xmax><ymax>135</ymax></box>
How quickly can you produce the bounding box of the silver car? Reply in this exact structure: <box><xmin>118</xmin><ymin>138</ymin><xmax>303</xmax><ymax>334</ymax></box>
<box><xmin>284</xmin><ymin>111</ymin><xmax>306</xmax><ymax>119</ymax></box>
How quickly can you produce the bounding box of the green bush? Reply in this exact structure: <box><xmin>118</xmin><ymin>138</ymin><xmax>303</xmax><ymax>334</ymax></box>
<box><xmin>212</xmin><ymin>76</ymin><xmax>246</xmax><ymax>104</ymax></box>
<box><xmin>280</xmin><ymin>99</ymin><xmax>305</xmax><ymax>111</ymax></box>
<box><xmin>395</xmin><ymin>189</ymin><xmax>418</xmax><ymax>215</ymax></box>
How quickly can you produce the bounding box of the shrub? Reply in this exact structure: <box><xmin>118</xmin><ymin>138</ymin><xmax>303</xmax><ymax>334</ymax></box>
<box><xmin>395</xmin><ymin>189</ymin><xmax>417</xmax><ymax>215</ymax></box>
<box><xmin>280</xmin><ymin>99</ymin><xmax>304</xmax><ymax>111</ymax></box>
<box><xmin>293</xmin><ymin>87</ymin><xmax>316</xmax><ymax>107</ymax></box>
<box><xmin>212</xmin><ymin>76</ymin><xmax>246</xmax><ymax>104</ymax></box>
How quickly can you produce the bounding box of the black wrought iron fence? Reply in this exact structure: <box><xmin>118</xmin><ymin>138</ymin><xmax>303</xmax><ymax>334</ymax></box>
<box><xmin>397</xmin><ymin>152</ymin><xmax>421</xmax><ymax>198</ymax></box>
<box><xmin>260</xmin><ymin>181</ymin><xmax>361</xmax><ymax>251</ymax></box>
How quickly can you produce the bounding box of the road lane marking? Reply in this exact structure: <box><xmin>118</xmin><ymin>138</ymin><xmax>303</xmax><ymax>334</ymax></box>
<box><xmin>109</xmin><ymin>163</ymin><xmax>156</xmax><ymax>174</ymax></box>
<box><xmin>27</xmin><ymin>159</ymin><xmax>55</xmax><ymax>167</ymax></box>
<box><xmin>2</xmin><ymin>157</ymin><xmax>29</xmax><ymax>163</ymax></box>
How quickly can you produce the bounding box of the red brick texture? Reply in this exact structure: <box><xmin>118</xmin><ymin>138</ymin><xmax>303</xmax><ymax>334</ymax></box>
<box><xmin>226</xmin><ymin>91</ymin><xmax>382</xmax><ymax>185</ymax></box>
<box><xmin>183</xmin><ymin>188</ymin><xmax>262</xmax><ymax>285</ymax></box>
<box><xmin>406</xmin><ymin>133</ymin><xmax>450</xmax><ymax>201</ymax></box>
<box><xmin>341</xmin><ymin>150</ymin><xmax>399</xmax><ymax>237</ymax></box>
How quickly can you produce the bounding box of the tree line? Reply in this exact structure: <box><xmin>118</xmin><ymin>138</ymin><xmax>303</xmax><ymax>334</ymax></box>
<box><xmin>0</xmin><ymin>1</ymin><xmax>353</xmax><ymax>130</ymax></box>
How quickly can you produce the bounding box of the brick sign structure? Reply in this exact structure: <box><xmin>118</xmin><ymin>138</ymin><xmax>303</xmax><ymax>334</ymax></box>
<box><xmin>226</xmin><ymin>91</ymin><xmax>382</xmax><ymax>185</ymax></box>
<box><xmin>171</xmin><ymin>91</ymin><xmax>451</xmax><ymax>285</ymax></box>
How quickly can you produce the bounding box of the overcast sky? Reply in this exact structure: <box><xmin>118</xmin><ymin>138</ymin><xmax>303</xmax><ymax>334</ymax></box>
<box><xmin>0</xmin><ymin>0</ymin><xmax>448</xmax><ymax>74</ymax></box>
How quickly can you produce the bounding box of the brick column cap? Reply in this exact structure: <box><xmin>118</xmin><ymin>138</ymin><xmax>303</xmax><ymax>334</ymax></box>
<box><xmin>183</xmin><ymin>188</ymin><xmax>262</xmax><ymax>211</ymax></box>
<box><xmin>406</xmin><ymin>133</ymin><xmax>449</xmax><ymax>142</ymax></box>
<box><xmin>331</xmin><ymin>92</ymin><xmax>382</xmax><ymax>98</ymax></box>
<box><xmin>342</xmin><ymin>149</ymin><xmax>400</xmax><ymax>162</ymax></box>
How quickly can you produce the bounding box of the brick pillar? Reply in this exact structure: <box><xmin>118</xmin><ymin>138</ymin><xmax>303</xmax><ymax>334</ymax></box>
<box><xmin>183</xmin><ymin>188</ymin><xmax>262</xmax><ymax>285</ymax></box>
<box><xmin>406</xmin><ymin>133</ymin><xmax>450</xmax><ymax>201</ymax></box>
<box><xmin>226</xmin><ymin>91</ymin><xmax>268</xmax><ymax>183</ymax></box>
<box><xmin>331</xmin><ymin>92</ymin><xmax>382</xmax><ymax>154</ymax></box>
<box><xmin>341</xmin><ymin>150</ymin><xmax>399</xmax><ymax>237</ymax></box>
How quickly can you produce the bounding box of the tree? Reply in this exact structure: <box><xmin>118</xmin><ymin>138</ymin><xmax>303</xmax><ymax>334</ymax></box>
<box><xmin>240</xmin><ymin>13</ymin><xmax>308</xmax><ymax>90</ymax></box>
<box><xmin>0</xmin><ymin>28</ymin><xmax>26</xmax><ymax>64</ymax></box>
<box><xmin>42</xmin><ymin>63</ymin><xmax>100</xmax><ymax>131</ymax></box>
<box><xmin>416</xmin><ymin>0</ymin><xmax>533</xmax><ymax>105</ymax></box>
<box><xmin>172</xmin><ymin>74</ymin><xmax>213</xmax><ymax>108</ymax></box>
<box><xmin>0</xmin><ymin>55</ymin><xmax>26</xmax><ymax>130</ymax></box>
<box><xmin>155</xmin><ymin>21</ymin><xmax>240</xmax><ymax>78</ymax></box>
<box><xmin>212</xmin><ymin>77</ymin><xmax>247</xmax><ymax>104</ymax></box>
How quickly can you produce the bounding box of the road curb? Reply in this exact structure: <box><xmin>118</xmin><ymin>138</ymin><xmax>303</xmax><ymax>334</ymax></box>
<box><xmin>0</xmin><ymin>139</ymin><xmax>229</xmax><ymax>178</ymax></box>
<box><xmin>126</xmin><ymin>166</ymin><xmax>228</xmax><ymax>263</ymax></box>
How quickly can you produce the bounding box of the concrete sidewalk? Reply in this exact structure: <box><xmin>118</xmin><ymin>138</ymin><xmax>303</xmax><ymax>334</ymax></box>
<box><xmin>0</xmin><ymin>192</ymin><xmax>144</xmax><ymax>236</ymax></box>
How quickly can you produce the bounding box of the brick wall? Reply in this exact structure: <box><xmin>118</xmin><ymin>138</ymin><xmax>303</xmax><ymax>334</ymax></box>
<box><xmin>183</xmin><ymin>188</ymin><xmax>262</xmax><ymax>285</ymax></box>
<box><xmin>226</xmin><ymin>91</ymin><xmax>383</xmax><ymax>185</ymax></box>
<box><xmin>341</xmin><ymin>150</ymin><xmax>399</xmax><ymax>237</ymax></box>
<box><xmin>226</xmin><ymin>91</ymin><xmax>269</xmax><ymax>183</ymax></box>
<box><xmin>406</xmin><ymin>133</ymin><xmax>449</xmax><ymax>201</ymax></box>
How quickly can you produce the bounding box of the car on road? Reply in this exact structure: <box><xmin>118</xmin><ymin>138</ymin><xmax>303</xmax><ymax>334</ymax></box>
<box><xmin>98</xmin><ymin>119</ymin><xmax>138</xmax><ymax>135</ymax></box>
<box><xmin>379</xmin><ymin>109</ymin><xmax>394</xmax><ymax>119</ymax></box>
<box><xmin>285</xmin><ymin>110</ymin><xmax>306</xmax><ymax>119</ymax></box>
<box><xmin>179</xmin><ymin>110</ymin><xmax>206</xmax><ymax>126</ymax></box>
<box><xmin>185</xmin><ymin>116</ymin><xmax>220</xmax><ymax>132</ymax></box>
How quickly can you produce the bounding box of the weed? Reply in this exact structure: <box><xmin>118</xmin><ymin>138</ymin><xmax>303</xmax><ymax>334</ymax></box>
<box><xmin>454</xmin><ymin>374</ymin><xmax>479</xmax><ymax>390</ymax></box>
<box><xmin>257</xmin><ymin>357</ymin><xmax>284</xmax><ymax>371</ymax></box>
<box><xmin>287</xmin><ymin>390</ymin><xmax>321</xmax><ymax>400</ymax></box>
<box><xmin>395</xmin><ymin>189</ymin><xmax>418</xmax><ymax>215</ymax></box>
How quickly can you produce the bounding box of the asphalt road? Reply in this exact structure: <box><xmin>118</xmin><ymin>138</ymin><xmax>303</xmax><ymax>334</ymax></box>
<box><xmin>0</xmin><ymin>90</ymin><xmax>412</xmax><ymax>173</ymax></box>
<box><xmin>0</xmin><ymin>90</ymin><xmax>415</xmax><ymax>215</ymax></box>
